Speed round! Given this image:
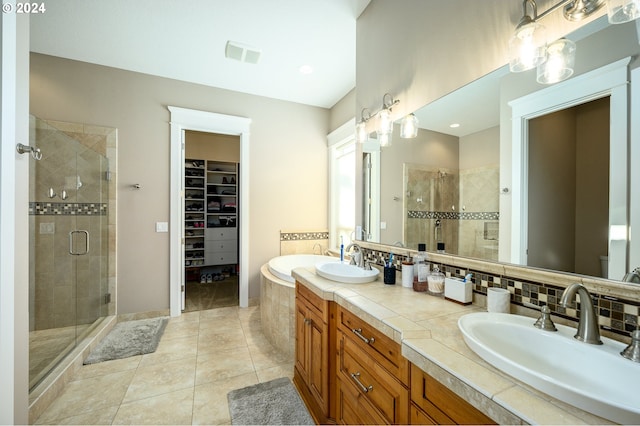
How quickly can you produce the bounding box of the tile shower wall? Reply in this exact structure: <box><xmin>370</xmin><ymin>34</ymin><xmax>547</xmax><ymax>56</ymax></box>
<box><xmin>405</xmin><ymin>165</ymin><xmax>499</xmax><ymax>261</ymax></box>
<box><xmin>29</xmin><ymin>118</ymin><xmax>117</xmax><ymax>330</ymax></box>
<box><xmin>280</xmin><ymin>230</ymin><xmax>329</xmax><ymax>255</ymax></box>
<box><xmin>361</xmin><ymin>245</ymin><xmax>640</xmax><ymax>339</ymax></box>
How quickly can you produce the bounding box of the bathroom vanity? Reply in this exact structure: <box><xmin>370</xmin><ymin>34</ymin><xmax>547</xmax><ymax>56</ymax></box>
<box><xmin>292</xmin><ymin>266</ymin><xmax>616</xmax><ymax>425</ymax></box>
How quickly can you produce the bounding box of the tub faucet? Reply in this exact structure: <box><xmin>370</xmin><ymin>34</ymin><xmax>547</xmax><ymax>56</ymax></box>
<box><xmin>559</xmin><ymin>283</ymin><xmax>602</xmax><ymax>345</ymax></box>
<box><xmin>345</xmin><ymin>243</ymin><xmax>364</xmax><ymax>268</ymax></box>
<box><xmin>622</xmin><ymin>267</ymin><xmax>640</xmax><ymax>284</ymax></box>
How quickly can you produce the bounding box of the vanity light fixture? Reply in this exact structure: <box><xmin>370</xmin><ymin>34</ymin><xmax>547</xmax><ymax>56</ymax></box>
<box><xmin>355</xmin><ymin>93</ymin><xmax>400</xmax><ymax>146</ymax></box>
<box><xmin>508</xmin><ymin>0</ymin><xmax>638</xmax><ymax>84</ymax></box>
<box><xmin>400</xmin><ymin>113</ymin><xmax>419</xmax><ymax>138</ymax></box>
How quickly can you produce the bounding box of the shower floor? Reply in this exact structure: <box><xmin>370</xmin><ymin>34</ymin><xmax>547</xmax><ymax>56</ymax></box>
<box><xmin>184</xmin><ymin>275</ymin><xmax>239</xmax><ymax>312</ymax></box>
<box><xmin>29</xmin><ymin>323</ymin><xmax>91</xmax><ymax>389</ymax></box>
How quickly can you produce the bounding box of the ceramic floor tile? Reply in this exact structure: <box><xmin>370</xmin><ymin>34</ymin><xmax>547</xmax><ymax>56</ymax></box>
<box><xmin>255</xmin><ymin>362</ymin><xmax>295</xmax><ymax>383</ymax></box>
<box><xmin>113</xmin><ymin>387</ymin><xmax>194</xmax><ymax>425</ymax></box>
<box><xmin>72</xmin><ymin>355</ymin><xmax>141</xmax><ymax>381</ymax></box>
<box><xmin>34</xmin><ymin>305</ymin><xmax>290</xmax><ymax>426</ymax></box>
<box><xmin>35</xmin><ymin>370</ymin><xmax>134</xmax><ymax>424</ymax></box>
<box><xmin>122</xmin><ymin>356</ymin><xmax>196</xmax><ymax>403</ymax></box>
<box><xmin>197</xmin><ymin>328</ymin><xmax>247</xmax><ymax>353</ymax></box>
<box><xmin>36</xmin><ymin>405</ymin><xmax>119</xmax><ymax>425</ymax></box>
<box><xmin>192</xmin><ymin>372</ymin><xmax>259</xmax><ymax>425</ymax></box>
<box><xmin>195</xmin><ymin>345</ymin><xmax>255</xmax><ymax>386</ymax></box>
<box><xmin>138</xmin><ymin>334</ymin><xmax>198</xmax><ymax>367</ymax></box>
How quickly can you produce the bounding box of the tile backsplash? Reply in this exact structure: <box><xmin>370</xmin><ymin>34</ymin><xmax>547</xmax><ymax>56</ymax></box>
<box><xmin>360</xmin><ymin>242</ymin><xmax>639</xmax><ymax>340</ymax></box>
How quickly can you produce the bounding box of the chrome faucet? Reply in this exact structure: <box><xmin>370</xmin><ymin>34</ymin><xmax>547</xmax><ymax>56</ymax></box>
<box><xmin>559</xmin><ymin>283</ymin><xmax>602</xmax><ymax>345</ymax></box>
<box><xmin>345</xmin><ymin>243</ymin><xmax>364</xmax><ymax>268</ymax></box>
<box><xmin>622</xmin><ymin>267</ymin><xmax>640</xmax><ymax>284</ymax></box>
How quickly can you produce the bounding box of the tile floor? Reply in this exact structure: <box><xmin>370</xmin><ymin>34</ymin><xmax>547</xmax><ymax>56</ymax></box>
<box><xmin>34</xmin><ymin>305</ymin><xmax>295</xmax><ymax>425</ymax></box>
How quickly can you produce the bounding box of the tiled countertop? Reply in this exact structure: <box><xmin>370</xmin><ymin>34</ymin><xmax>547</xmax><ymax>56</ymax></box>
<box><xmin>292</xmin><ymin>266</ymin><xmax>613</xmax><ymax>425</ymax></box>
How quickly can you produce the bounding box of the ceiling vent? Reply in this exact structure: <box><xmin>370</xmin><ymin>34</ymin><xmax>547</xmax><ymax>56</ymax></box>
<box><xmin>225</xmin><ymin>41</ymin><xmax>261</xmax><ymax>65</ymax></box>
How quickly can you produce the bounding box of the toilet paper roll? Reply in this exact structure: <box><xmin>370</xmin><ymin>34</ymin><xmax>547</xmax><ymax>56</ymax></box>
<box><xmin>487</xmin><ymin>287</ymin><xmax>511</xmax><ymax>313</ymax></box>
<box><xmin>401</xmin><ymin>263</ymin><xmax>414</xmax><ymax>288</ymax></box>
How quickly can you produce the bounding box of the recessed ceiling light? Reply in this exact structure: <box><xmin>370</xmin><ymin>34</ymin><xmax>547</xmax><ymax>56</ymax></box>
<box><xmin>449</xmin><ymin>123</ymin><xmax>460</xmax><ymax>128</ymax></box>
<box><xmin>299</xmin><ymin>65</ymin><xmax>314</xmax><ymax>75</ymax></box>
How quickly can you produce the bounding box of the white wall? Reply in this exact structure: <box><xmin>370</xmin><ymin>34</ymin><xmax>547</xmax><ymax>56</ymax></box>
<box><xmin>30</xmin><ymin>53</ymin><xmax>330</xmax><ymax>312</ymax></box>
<box><xmin>0</xmin><ymin>9</ymin><xmax>30</xmax><ymax>423</ymax></box>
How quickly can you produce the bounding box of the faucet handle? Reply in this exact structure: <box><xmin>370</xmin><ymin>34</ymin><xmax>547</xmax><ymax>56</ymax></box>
<box><xmin>621</xmin><ymin>329</ymin><xmax>640</xmax><ymax>362</ymax></box>
<box><xmin>533</xmin><ymin>305</ymin><xmax>558</xmax><ymax>332</ymax></box>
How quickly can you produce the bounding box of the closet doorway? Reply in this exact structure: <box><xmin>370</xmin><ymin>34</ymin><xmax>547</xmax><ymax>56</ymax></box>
<box><xmin>183</xmin><ymin>130</ymin><xmax>240</xmax><ymax>311</ymax></box>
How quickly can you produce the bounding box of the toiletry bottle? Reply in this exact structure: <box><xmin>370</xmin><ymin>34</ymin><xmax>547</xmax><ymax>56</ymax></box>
<box><xmin>340</xmin><ymin>236</ymin><xmax>344</xmax><ymax>262</ymax></box>
<box><xmin>413</xmin><ymin>243</ymin><xmax>427</xmax><ymax>281</ymax></box>
<box><xmin>414</xmin><ymin>243</ymin><xmax>428</xmax><ymax>282</ymax></box>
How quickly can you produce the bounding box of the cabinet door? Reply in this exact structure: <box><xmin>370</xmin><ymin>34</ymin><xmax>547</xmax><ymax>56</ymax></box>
<box><xmin>307</xmin><ymin>306</ymin><xmax>329</xmax><ymax>414</ymax></box>
<box><xmin>295</xmin><ymin>298</ymin><xmax>310</xmax><ymax>380</ymax></box>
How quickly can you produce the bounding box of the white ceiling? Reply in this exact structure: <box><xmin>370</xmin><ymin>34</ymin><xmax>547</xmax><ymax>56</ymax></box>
<box><xmin>30</xmin><ymin>0</ymin><xmax>371</xmax><ymax>109</ymax></box>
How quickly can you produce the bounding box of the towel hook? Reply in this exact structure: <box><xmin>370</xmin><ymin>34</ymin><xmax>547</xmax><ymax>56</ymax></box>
<box><xmin>16</xmin><ymin>143</ymin><xmax>42</xmax><ymax>160</ymax></box>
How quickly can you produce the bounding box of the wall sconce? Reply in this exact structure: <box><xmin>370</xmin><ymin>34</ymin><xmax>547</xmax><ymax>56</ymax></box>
<box><xmin>355</xmin><ymin>108</ymin><xmax>372</xmax><ymax>143</ymax></box>
<box><xmin>608</xmin><ymin>0</ymin><xmax>640</xmax><ymax>23</ymax></box>
<box><xmin>536</xmin><ymin>38</ymin><xmax>576</xmax><ymax>84</ymax></box>
<box><xmin>509</xmin><ymin>0</ymin><xmax>638</xmax><ymax>84</ymax></box>
<box><xmin>355</xmin><ymin>93</ymin><xmax>399</xmax><ymax>146</ymax></box>
<box><xmin>400</xmin><ymin>113</ymin><xmax>419</xmax><ymax>138</ymax></box>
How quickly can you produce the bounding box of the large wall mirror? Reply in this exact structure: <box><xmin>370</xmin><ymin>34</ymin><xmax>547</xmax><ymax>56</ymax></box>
<box><xmin>363</xmin><ymin>16</ymin><xmax>640</xmax><ymax>283</ymax></box>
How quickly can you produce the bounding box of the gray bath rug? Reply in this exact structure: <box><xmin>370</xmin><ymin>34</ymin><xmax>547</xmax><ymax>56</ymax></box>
<box><xmin>83</xmin><ymin>317</ymin><xmax>168</xmax><ymax>365</ymax></box>
<box><xmin>227</xmin><ymin>377</ymin><xmax>314</xmax><ymax>425</ymax></box>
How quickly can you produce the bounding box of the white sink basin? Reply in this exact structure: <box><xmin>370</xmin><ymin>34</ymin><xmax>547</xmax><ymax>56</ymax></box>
<box><xmin>315</xmin><ymin>262</ymin><xmax>379</xmax><ymax>284</ymax></box>
<box><xmin>458</xmin><ymin>312</ymin><xmax>640</xmax><ymax>424</ymax></box>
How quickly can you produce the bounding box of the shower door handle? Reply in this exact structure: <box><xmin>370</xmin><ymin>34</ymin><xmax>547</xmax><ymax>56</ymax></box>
<box><xmin>69</xmin><ymin>230</ymin><xmax>90</xmax><ymax>255</ymax></box>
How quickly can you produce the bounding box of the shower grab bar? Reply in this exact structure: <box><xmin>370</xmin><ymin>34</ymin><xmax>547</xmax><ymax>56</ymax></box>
<box><xmin>69</xmin><ymin>230</ymin><xmax>90</xmax><ymax>255</ymax></box>
<box><xmin>16</xmin><ymin>143</ymin><xmax>42</xmax><ymax>160</ymax></box>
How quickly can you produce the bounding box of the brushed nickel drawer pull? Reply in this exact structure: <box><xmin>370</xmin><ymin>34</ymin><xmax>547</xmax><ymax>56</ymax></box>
<box><xmin>350</xmin><ymin>372</ymin><xmax>373</xmax><ymax>393</ymax></box>
<box><xmin>304</xmin><ymin>318</ymin><xmax>311</xmax><ymax>325</ymax></box>
<box><xmin>352</xmin><ymin>328</ymin><xmax>375</xmax><ymax>344</ymax></box>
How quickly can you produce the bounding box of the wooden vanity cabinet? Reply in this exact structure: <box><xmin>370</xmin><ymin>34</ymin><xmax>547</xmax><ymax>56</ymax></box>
<box><xmin>410</xmin><ymin>364</ymin><xmax>494</xmax><ymax>425</ymax></box>
<box><xmin>335</xmin><ymin>305</ymin><xmax>410</xmax><ymax>424</ymax></box>
<box><xmin>293</xmin><ymin>282</ymin><xmax>336</xmax><ymax>424</ymax></box>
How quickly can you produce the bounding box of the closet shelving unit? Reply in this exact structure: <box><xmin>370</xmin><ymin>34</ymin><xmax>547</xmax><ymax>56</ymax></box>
<box><xmin>184</xmin><ymin>159</ymin><xmax>206</xmax><ymax>272</ymax></box>
<box><xmin>184</xmin><ymin>158</ymin><xmax>238</xmax><ymax>281</ymax></box>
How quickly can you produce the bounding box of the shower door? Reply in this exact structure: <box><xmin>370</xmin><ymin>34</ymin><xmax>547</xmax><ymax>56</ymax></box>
<box><xmin>28</xmin><ymin>117</ymin><xmax>109</xmax><ymax>390</ymax></box>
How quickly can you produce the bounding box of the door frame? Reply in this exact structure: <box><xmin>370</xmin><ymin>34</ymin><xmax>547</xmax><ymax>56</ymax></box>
<box><xmin>168</xmin><ymin>106</ymin><xmax>251</xmax><ymax>316</ymax></box>
<box><xmin>509</xmin><ymin>57</ymin><xmax>631</xmax><ymax>279</ymax></box>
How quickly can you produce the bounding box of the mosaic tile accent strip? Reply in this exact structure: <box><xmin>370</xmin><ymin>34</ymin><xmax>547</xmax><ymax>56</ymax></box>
<box><xmin>280</xmin><ymin>231</ymin><xmax>329</xmax><ymax>241</ymax></box>
<box><xmin>29</xmin><ymin>202</ymin><xmax>107</xmax><ymax>216</ymax></box>
<box><xmin>361</xmin><ymin>246</ymin><xmax>640</xmax><ymax>339</ymax></box>
<box><xmin>408</xmin><ymin>210</ymin><xmax>499</xmax><ymax>220</ymax></box>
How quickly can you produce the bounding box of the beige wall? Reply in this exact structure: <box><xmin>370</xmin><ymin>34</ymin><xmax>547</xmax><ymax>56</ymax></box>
<box><xmin>355</xmin><ymin>0</ymin><xmax>603</xmax><ymax>123</ymax></box>
<box><xmin>329</xmin><ymin>88</ymin><xmax>355</xmax><ymax>132</ymax></box>
<box><xmin>30</xmin><ymin>53</ymin><xmax>330</xmax><ymax>313</ymax></box>
<box><xmin>185</xmin><ymin>131</ymin><xmax>240</xmax><ymax>163</ymax></box>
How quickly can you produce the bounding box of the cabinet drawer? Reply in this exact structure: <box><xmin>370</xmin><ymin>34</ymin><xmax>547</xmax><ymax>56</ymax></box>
<box><xmin>206</xmin><ymin>239</ymin><xmax>237</xmax><ymax>252</ymax></box>
<box><xmin>410</xmin><ymin>364</ymin><xmax>494</xmax><ymax>425</ymax></box>
<box><xmin>205</xmin><ymin>227</ymin><xmax>237</xmax><ymax>240</ymax></box>
<box><xmin>338</xmin><ymin>331</ymin><xmax>408</xmax><ymax>424</ymax></box>
<box><xmin>336</xmin><ymin>374</ymin><xmax>387</xmax><ymax>425</ymax></box>
<box><xmin>204</xmin><ymin>250</ymin><xmax>237</xmax><ymax>265</ymax></box>
<box><xmin>338</xmin><ymin>305</ymin><xmax>409</xmax><ymax>385</ymax></box>
<box><xmin>296</xmin><ymin>282</ymin><xmax>329</xmax><ymax>323</ymax></box>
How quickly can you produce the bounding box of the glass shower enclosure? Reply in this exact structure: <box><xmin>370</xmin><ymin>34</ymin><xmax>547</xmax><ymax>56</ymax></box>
<box><xmin>28</xmin><ymin>117</ymin><xmax>110</xmax><ymax>390</ymax></box>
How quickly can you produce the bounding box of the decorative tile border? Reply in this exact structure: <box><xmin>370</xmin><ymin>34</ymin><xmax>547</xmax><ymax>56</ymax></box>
<box><xmin>29</xmin><ymin>202</ymin><xmax>107</xmax><ymax>216</ymax></box>
<box><xmin>361</xmin><ymin>246</ymin><xmax>639</xmax><ymax>339</ymax></box>
<box><xmin>280</xmin><ymin>231</ymin><xmax>329</xmax><ymax>241</ymax></box>
<box><xmin>408</xmin><ymin>210</ymin><xmax>499</xmax><ymax>220</ymax></box>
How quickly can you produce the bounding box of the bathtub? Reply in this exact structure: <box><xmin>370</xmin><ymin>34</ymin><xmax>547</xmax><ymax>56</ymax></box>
<box><xmin>268</xmin><ymin>254</ymin><xmax>339</xmax><ymax>284</ymax></box>
<box><xmin>261</xmin><ymin>254</ymin><xmax>339</xmax><ymax>358</ymax></box>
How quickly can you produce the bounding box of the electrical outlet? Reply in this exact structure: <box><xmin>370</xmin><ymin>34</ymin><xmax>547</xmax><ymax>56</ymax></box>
<box><xmin>39</xmin><ymin>223</ymin><xmax>55</xmax><ymax>234</ymax></box>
